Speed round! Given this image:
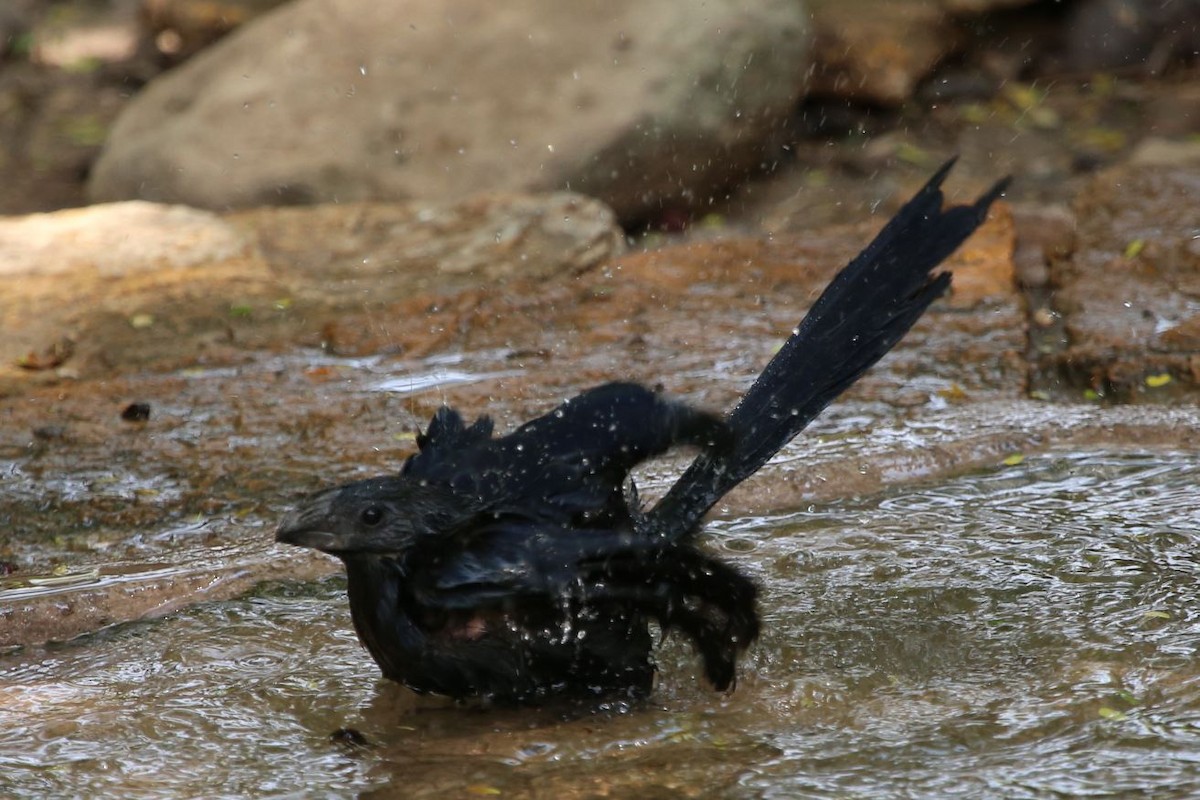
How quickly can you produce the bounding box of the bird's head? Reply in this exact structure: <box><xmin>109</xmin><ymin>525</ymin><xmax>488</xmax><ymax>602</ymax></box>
<box><xmin>276</xmin><ymin>476</ymin><xmax>445</xmax><ymax>556</ymax></box>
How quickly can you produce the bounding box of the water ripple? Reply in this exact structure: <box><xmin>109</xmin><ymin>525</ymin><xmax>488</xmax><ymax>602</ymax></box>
<box><xmin>2</xmin><ymin>450</ymin><xmax>1199</xmax><ymax>798</ymax></box>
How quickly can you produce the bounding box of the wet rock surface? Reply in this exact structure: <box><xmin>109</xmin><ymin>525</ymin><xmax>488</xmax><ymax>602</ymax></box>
<box><xmin>1040</xmin><ymin>163</ymin><xmax>1200</xmax><ymax>398</ymax></box>
<box><xmin>3</xmin><ymin>199</ymin><xmax>1006</xmax><ymax>646</ymax></box>
<box><xmin>0</xmin><ymin>191</ymin><xmax>622</xmax><ymax>391</ymax></box>
<box><xmin>3</xmin><ymin>183</ymin><xmax>1199</xmax><ymax>649</ymax></box>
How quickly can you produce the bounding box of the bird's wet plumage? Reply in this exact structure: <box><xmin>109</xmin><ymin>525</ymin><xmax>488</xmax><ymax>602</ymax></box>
<box><xmin>277</xmin><ymin>160</ymin><xmax>1010</xmax><ymax>703</ymax></box>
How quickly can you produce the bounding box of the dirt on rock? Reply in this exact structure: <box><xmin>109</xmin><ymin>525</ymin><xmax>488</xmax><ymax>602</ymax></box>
<box><xmin>1045</xmin><ymin>163</ymin><xmax>1200</xmax><ymax>399</ymax></box>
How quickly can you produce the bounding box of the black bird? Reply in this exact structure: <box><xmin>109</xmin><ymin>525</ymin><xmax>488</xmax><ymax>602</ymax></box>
<box><xmin>277</xmin><ymin>160</ymin><xmax>1010</xmax><ymax>703</ymax></box>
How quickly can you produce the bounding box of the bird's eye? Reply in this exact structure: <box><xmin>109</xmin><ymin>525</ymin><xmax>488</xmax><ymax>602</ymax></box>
<box><xmin>360</xmin><ymin>505</ymin><xmax>384</xmax><ymax>526</ymax></box>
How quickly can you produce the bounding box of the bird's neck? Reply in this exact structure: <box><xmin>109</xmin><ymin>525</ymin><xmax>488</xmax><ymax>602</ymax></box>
<box><xmin>341</xmin><ymin>554</ymin><xmax>426</xmax><ymax>680</ymax></box>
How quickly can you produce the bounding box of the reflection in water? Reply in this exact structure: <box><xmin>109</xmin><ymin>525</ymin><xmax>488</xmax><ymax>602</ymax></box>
<box><xmin>2</xmin><ymin>452</ymin><xmax>1199</xmax><ymax>798</ymax></box>
<box><xmin>370</xmin><ymin>368</ymin><xmax>524</xmax><ymax>395</ymax></box>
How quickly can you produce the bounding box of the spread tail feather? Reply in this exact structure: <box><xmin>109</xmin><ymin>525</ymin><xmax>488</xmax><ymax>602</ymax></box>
<box><xmin>648</xmin><ymin>159</ymin><xmax>1010</xmax><ymax>539</ymax></box>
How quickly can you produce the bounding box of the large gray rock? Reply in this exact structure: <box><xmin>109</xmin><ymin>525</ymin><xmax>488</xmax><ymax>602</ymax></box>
<box><xmin>88</xmin><ymin>0</ymin><xmax>811</xmax><ymax>222</ymax></box>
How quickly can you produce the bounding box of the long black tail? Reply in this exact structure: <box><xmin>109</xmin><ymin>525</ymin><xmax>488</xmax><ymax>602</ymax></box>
<box><xmin>648</xmin><ymin>159</ymin><xmax>1010</xmax><ymax>539</ymax></box>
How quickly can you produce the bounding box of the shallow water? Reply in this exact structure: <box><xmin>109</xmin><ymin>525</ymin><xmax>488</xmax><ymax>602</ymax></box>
<box><xmin>3</xmin><ymin>450</ymin><xmax>1199</xmax><ymax>798</ymax></box>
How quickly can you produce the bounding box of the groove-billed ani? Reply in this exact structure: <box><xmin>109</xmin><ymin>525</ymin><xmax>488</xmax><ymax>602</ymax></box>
<box><xmin>277</xmin><ymin>159</ymin><xmax>1010</xmax><ymax>703</ymax></box>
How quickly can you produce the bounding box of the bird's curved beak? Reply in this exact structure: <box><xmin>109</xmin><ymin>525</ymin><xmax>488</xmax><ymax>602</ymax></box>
<box><xmin>276</xmin><ymin>491</ymin><xmax>344</xmax><ymax>554</ymax></box>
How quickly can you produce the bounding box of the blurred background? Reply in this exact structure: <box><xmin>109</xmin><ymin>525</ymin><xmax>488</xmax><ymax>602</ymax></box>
<box><xmin>1</xmin><ymin>0</ymin><xmax>1196</xmax><ymax>228</ymax></box>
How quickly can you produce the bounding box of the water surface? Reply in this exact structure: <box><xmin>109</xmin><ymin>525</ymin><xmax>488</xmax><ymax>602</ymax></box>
<box><xmin>2</xmin><ymin>450</ymin><xmax>1198</xmax><ymax>798</ymax></box>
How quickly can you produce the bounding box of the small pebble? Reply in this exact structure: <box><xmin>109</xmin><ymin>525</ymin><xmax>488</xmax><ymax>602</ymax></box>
<box><xmin>121</xmin><ymin>402</ymin><xmax>152</xmax><ymax>422</ymax></box>
<box><xmin>1033</xmin><ymin>307</ymin><xmax>1057</xmax><ymax>328</ymax></box>
<box><xmin>330</xmin><ymin>727</ymin><xmax>370</xmax><ymax>748</ymax></box>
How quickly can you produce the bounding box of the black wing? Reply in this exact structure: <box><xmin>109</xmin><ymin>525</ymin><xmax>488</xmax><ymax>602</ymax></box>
<box><xmin>404</xmin><ymin>382</ymin><xmax>730</xmax><ymax>525</ymax></box>
<box><xmin>407</xmin><ymin>517</ymin><xmax>758</xmax><ymax>691</ymax></box>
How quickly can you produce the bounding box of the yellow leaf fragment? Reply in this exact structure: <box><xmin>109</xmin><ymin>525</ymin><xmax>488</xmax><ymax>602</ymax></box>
<box><xmin>1004</xmin><ymin>83</ymin><xmax>1043</xmax><ymax>111</ymax></box>
<box><xmin>1081</xmin><ymin>127</ymin><xmax>1126</xmax><ymax>151</ymax></box>
<box><xmin>28</xmin><ymin>567</ymin><xmax>101</xmax><ymax>587</ymax></box>
<box><xmin>959</xmin><ymin>103</ymin><xmax>989</xmax><ymax>124</ymax></box>
<box><xmin>896</xmin><ymin>142</ymin><xmax>931</xmax><ymax>167</ymax></box>
<box><xmin>936</xmin><ymin>383</ymin><xmax>968</xmax><ymax>402</ymax></box>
